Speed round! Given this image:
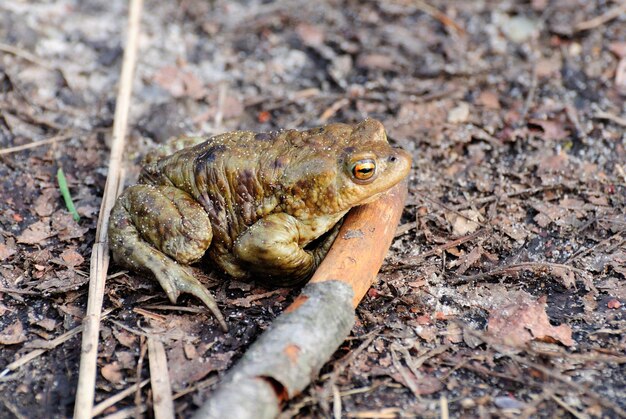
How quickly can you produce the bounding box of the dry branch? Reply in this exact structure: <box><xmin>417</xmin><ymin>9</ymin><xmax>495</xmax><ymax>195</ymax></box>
<box><xmin>73</xmin><ymin>0</ymin><xmax>143</xmax><ymax>417</ymax></box>
<box><xmin>193</xmin><ymin>182</ymin><xmax>408</xmax><ymax>419</ymax></box>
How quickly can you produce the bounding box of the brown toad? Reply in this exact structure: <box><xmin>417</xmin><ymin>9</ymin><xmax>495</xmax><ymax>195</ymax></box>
<box><xmin>108</xmin><ymin>119</ymin><xmax>411</xmax><ymax>330</ymax></box>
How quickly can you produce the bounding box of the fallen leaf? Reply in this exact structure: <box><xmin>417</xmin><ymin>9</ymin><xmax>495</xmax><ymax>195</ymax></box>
<box><xmin>51</xmin><ymin>211</ymin><xmax>88</xmax><ymax>241</ymax></box>
<box><xmin>551</xmin><ymin>266</ymin><xmax>576</xmax><ymax>289</ymax></box>
<box><xmin>356</xmin><ymin>54</ymin><xmax>396</xmax><ymax>71</ymax></box>
<box><xmin>60</xmin><ymin>248</ymin><xmax>84</xmax><ymax>267</ymax></box>
<box><xmin>112</xmin><ymin>328</ymin><xmax>137</xmax><ymax>349</ymax></box>
<box><xmin>447</xmin><ymin>102</ymin><xmax>470</xmax><ymax>124</ymax></box>
<box><xmin>153</xmin><ymin>65</ymin><xmax>206</xmax><ymax>99</ymax></box>
<box><xmin>456</xmin><ymin>245</ymin><xmax>484</xmax><ymax>275</ymax></box>
<box><xmin>609</xmin><ymin>42</ymin><xmax>626</xmax><ymax>58</ymax></box>
<box><xmin>17</xmin><ymin>221</ymin><xmax>54</xmax><ymax>245</ymax></box>
<box><xmin>101</xmin><ymin>362</ymin><xmax>123</xmax><ymax>384</ymax></box>
<box><xmin>476</xmin><ymin>91</ymin><xmax>500</xmax><ymax>109</ymax></box>
<box><xmin>488</xmin><ymin>296</ymin><xmax>574</xmax><ymax>347</ymax></box>
<box><xmin>390</xmin><ymin>371</ymin><xmax>443</xmax><ymax>395</ymax></box>
<box><xmin>167</xmin><ymin>342</ymin><xmax>233</xmax><ymax>389</ymax></box>
<box><xmin>0</xmin><ymin>320</ymin><xmax>27</xmax><ymax>345</ymax></box>
<box><xmin>446</xmin><ymin>209</ymin><xmax>481</xmax><ymax>236</ymax></box>
<box><xmin>0</xmin><ymin>243</ymin><xmax>17</xmax><ymax>261</ymax></box>
<box><xmin>295</xmin><ymin>23</ymin><xmax>325</xmax><ymax>47</ymax></box>
<box><xmin>529</xmin><ymin>119</ymin><xmax>570</xmax><ymax>141</ymax></box>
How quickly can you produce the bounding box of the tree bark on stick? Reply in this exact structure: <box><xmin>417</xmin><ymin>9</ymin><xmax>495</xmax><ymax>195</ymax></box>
<box><xmin>193</xmin><ymin>181</ymin><xmax>408</xmax><ymax>419</ymax></box>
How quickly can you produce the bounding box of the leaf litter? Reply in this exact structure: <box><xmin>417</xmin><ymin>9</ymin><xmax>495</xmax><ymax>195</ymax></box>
<box><xmin>0</xmin><ymin>1</ymin><xmax>625</xmax><ymax>418</ymax></box>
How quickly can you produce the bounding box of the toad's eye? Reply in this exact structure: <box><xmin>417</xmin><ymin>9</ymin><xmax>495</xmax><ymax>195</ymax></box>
<box><xmin>351</xmin><ymin>159</ymin><xmax>376</xmax><ymax>181</ymax></box>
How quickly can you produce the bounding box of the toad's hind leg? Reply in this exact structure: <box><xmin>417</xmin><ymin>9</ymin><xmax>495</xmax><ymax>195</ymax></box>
<box><xmin>108</xmin><ymin>184</ymin><xmax>227</xmax><ymax>331</ymax></box>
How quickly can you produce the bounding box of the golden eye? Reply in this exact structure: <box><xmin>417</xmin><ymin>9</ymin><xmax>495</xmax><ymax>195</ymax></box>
<box><xmin>351</xmin><ymin>159</ymin><xmax>376</xmax><ymax>181</ymax></box>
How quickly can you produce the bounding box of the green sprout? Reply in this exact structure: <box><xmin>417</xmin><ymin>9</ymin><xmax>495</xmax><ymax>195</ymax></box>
<box><xmin>57</xmin><ymin>167</ymin><xmax>80</xmax><ymax>222</ymax></box>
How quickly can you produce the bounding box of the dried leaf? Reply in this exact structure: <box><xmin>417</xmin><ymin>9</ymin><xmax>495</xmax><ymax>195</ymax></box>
<box><xmin>488</xmin><ymin>296</ymin><xmax>574</xmax><ymax>347</ymax></box>
<box><xmin>456</xmin><ymin>245</ymin><xmax>484</xmax><ymax>275</ymax></box>
<box><xmin>101</xmin><ymin>362</ymin><xmax>123</xmax><ymax>384</ymax></box>
<box><xmin>51</xmin><ymin>211</ymin><xmax>88</xmax><ymax>241</ymax></box>
<box><xmin>60</xmin><ymin>248</ymin><xmax>84</xmax><ymax>267</ymax></box>
<box><xmin>0</xmin><ymin>320</ymin><xmax>27</xmax><ymax>345</ymax></box>
<box><xmin>529</xmin><ymin>119</ymin><xmax>570</xmax><ymax>141</ymax></box>
<box><xmin>476</xmin><ymin>91</ymin><xmax>500</xmax><ymax>109</ymax></box>
<box><xmin>447</xmin><ymin>102</ymin><xmax>470</xmax><ymax>124</ymax></box>
<box><xmin>17</xmin><ymin>221</ymin><xmax>54</xmax><ymax>245</ymax></box>
<box><xmin>153</xmin><ymin>65</ymin><xmax>206</xmax><ymax>99</ymax></box>
<box><xmin>0</xmin><ymin>243</ymin><xmax>17</xmax><ymax>261</ymax></box>
<box><xmin>446</xmin><ymin>209</ymin><xmax>481</xmax><ymax>236</ymax></box>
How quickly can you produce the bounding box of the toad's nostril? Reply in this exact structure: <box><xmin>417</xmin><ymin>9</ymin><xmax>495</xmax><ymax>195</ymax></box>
<box><xmin>389</xmin><ymin>156</ymin><xmax>398</xmax><ymax>163</ymax></box>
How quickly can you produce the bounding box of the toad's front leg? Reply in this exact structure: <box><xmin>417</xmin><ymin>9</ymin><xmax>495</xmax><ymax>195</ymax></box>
<box><xmin>232</xmin><ymin>213</ymin><xmax>341</xmax><ymax>286</ymax></box>
<box><xmin>108</xmin><ymin>184</ymin><xmax>227</xmax><ymax>331</ymax></box>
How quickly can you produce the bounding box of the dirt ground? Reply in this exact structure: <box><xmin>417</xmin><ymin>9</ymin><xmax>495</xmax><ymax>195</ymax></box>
<box><xmin>1</xmin><ymin>0</ymin><xmax>625</xmax><ymax>418</ymax></box>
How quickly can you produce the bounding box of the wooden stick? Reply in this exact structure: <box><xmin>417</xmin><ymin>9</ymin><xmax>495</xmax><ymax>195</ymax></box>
<box><xmin>73</xmin><ymin>0</ymin><xmax>143</xmax><ymax>417</ymax></box>
<box><xmin>147</xmin><ymin>338</ymin><xmax>175</xmax><ymax>419</ymax></box>
<box><xmin>309</xmin><ymin>181</ymin><xmax>408</xmax><ymax>307</ymax></box>
<box><xmin>193</xmin><ymin>182</ymin><xmax>408</xmax><ymax>418</ymax></box>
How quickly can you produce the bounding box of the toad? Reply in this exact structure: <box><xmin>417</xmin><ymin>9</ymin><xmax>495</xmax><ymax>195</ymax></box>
<box><xmin>108</xmin><ymin>119</ymin><xmax>411</xmax><ymax>330</ymax></box>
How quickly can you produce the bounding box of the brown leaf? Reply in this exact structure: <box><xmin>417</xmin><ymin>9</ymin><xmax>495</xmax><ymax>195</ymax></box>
<box><xmin>609</xmin><ymin>42</ymin><xmax>626</xmax><ymax>58</ymax></box>
<box><xmin>356</xmin><ymin>54</ymin><xmax>396</xmax><ymax>71</ymax></box>
<box><xmin>295</xmin><ymin>23</ymin><xmax>325</xmax><ymax>47</ymax></box>
<box><xmin>60</xmin><ymin>248</ymin><xmax>84</xmax><ymax>267</ymax></box>
<box><xmin>17</xmin><ymin>221</ymin><xmax>54</xmax><ymax>245</ymax></box>
<box><xmin>529</xmin><ymin>119</ymin><xmax>570</xmax><ymax>141</ymax></box>
<box><xmin>0</xmin><ymin>243</ymin><xmax>17</xmax><ymax>261</ymax></box>
<box><xmin>153</xmin><ymin>65</ymin><xmax>206</xmax><ymax>99</ymax></box>
<box><xmin>167</xmin><ymin>342</ymin><xmax>233</xmax><ymax>389</ymax></box>
<box><xmin>34</xmin><ymin>189</ymin><xmax>58</xmax><ymax>217</ymax></box>
<box><xmin>0</xmin><ymin>320</ymin><xmax>27</xmax><ymax>345</ymax></box>
<box><xmin>446</xmin><ymin>209</ymin><xmax>481</xmax><ymax>236</ymax></box>
<box><xmin>101</xmin><ymin>362</ymin><xmax>123</xmax><ymax>384</ymax></box>
<box><xmin>536</xmin><ymin>151</ymin><xmax>569</xmax><ymax>174</ymax></box>
<box><xmin>112</xmin><ymin>328</ymin><xmax>137</xmax><ymax>349</ymax></box>
<box><xmin>51</xmin><ymin>211</ymin><xmax>88</xmax><ymax>241</ymax></box>
<box><xmin>476</xmin><ymin>91</ymin><xmax>500</xmax><ymax>109</ymax></box>
<box><xmin>488</xmin><ymin>296</ymin><xmax>574</xmax><ymax>347</ymax></box>
<box><xmin>456</xmin><ymin>245</ymin><xmax>484</xmax><ymax>275</ymax></box>
<box><xmin>551</xmin><ymin>266</ymin><xmax>576</xmax><ymax>289</ymax></box>
<box><xmin>390</xmin><ymin>371</ymin><xmax>443</xmax><ymax>395</ymax></box>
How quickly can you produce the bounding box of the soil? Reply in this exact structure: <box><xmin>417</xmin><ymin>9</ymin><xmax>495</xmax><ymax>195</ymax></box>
<box><xmin>1</xmin><ymin>1</ymin><xmax>625</xmax><ymax>418</ymax></box>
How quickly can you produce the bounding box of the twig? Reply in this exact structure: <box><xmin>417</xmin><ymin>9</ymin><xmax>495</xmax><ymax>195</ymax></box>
<box><xmin>412</xmin><ymin>0</ymin><xmax>465</xmax><ymax>36</ymax></box>
<box><xmin>419</xmin><ymin>229</ymin><xmax>487</xmax><ymax>260</ymax></box>
<box><xmin>0</xmin><ymin>42</ymin><xmax>55</xmax><ymax>70</ymax></box>
<box><xmin>574</xmin><ymin>1</ymin><xmax>626</xmax><ymax>32</ymax></box>
<box><xmin>318</xmin><ymin>98</ymin><xmax>350</xmax><ymax>123</ymax></box>
<box><xmin>519</xmin><ymin>60</ymin><xmax>538</xmax><ymax>126</ymax></box>
<box><xmin>452</xmin><ymin>186</ymin><xmax>557</xmax><ymax>211</ymax></box>
<box><xmin>452</xmin><ymin>261</ymin><xmax>587</xmax><ymax>284</ymax></box>
<box><xmin>91</xmin><ymin>379</ymin><xmax>150</xmax><ymax>417</ymax></box>
<box><xmin>550</xmin><ymin>394</ymin><xmax>589</xmax><ymax>419</ymax></box>
<box><xmin>148</xmin><ymin>337</ymin><xmax>175</xmax><ymax>419</ymax></box>
<box><xmin>0</xmin><ymin>325</ymin><xmax>83</xmax><ymax>378</ymax></box>
<box><xmin>73</xmin><ymin>0</ymin><xmax>143</xmax><ymax>417</ymax></box>
<box><xmin>440</xmin><ymin>395</ymin><xmax>449</xmax><ymax>419</ymax></box>
<box><xmin>0</xmin><ymin>132</ymin><xmax>74</xmax><ymax>155</ymax></box>
<box><xmin>594</xmin><ymin>110</ymin><xmax>626</xmax><ymax>127</ymax></box>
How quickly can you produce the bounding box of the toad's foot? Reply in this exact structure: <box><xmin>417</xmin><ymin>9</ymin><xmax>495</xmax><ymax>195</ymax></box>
<box><xmin>152</xmin><ymin>262</ymin><xmax>228</xmax><ymax>332</ymax></box>
<box><xmin>109</xmin><ymin>184</ymin><xmax>227</xmax><ymax>331</ymax></box>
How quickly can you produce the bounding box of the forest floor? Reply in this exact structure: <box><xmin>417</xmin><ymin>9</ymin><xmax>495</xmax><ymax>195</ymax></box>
<box><xmin>0</xmin><ymin>0</ymin><xmax>625</xmax><ymax>418</ymax></box>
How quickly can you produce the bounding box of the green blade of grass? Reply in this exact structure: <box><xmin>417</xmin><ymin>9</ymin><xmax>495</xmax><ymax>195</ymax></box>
<box><xmin>57</xmin><ymin>167</ymin><xmax>80</xmax><ymax>222</ymax></box>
